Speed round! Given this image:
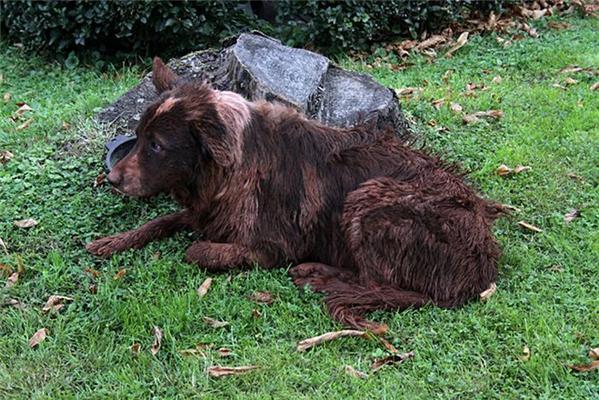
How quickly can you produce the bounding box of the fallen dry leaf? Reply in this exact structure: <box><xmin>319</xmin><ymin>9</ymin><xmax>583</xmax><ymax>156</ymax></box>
<box><xmin>93</xmin><ymin>173</ymin><xmax>106</xmax><ymax>188</ymax></box>
<box><xmin>450</xmin><ymin>102</ymin><xmax>463</xmax><ymax>113</ymax></box>
<box><xmin>590</xmin><ymin>82</ymin><xmax>599</xmax><ymax>91</ymax></box>
<box><xmin>131</xmin><ymin>342</ymin><xmax>141</xmax><ymax>356</ymax></box>
<box><xmin>432</xmin><ymin>98</ymin><xmax>445</xmax><ymax>110</ymax></box>
<box><xmin>514</xmin><ymin>165</ymin><xmax>531</xmax><ymax>174</ymax></box>
<box><xmin>463</xmin><ymin>110</ymin><xmax>503</xmax><ymax>124</ymax></box>
<box><xmin>379</xmin><ymin>337</ymin><xmax>398</xmax><ymax>353</ymax></box>
<box><xmin>84</xmin><ymin>267</ymin><xmax>101</xmax><ymax>278</ymax></box>
<box><xmin>61</xmin><ymin>121</ymin><xmax>71</xmax><ymax>130</ymax></box>
<box><xmin>522</xmin><ymin>23</ymin><xmax>538</xmax><ymax>38</ymax></box>
<box><xmin>564</xmin><ymin>77</ymin><xmax>578</xmax><ymax>85</ymax></box>
<box><xmin>217</xmin><ymin>347</ymin><xmax>232</xmax><ymax>358</ymax></box>
<box><xmin>3</xmin><ymin>92</ymin><xmax>11</xmax><ymax>102</ymax></box>
<box><xmin>564</xmin><ymin>209</ymin><xmax>580</xmax><ymax>223</ymax></box>
<box><xmin>6</xmin><ymin>272</ymin><xmax>19</xmax><ymax>288</ymax></box>
<box><xmin>442</xmin><ymin>69</ymin><xmax>453</xmax><ymax>84</ymax></box>
<box><xmin>13</xmin><ymin>103</ymin><xmax>32</xmax><ymax>118</ymax></box>
<box><xmin>16</xmin><ymin>117</ymin><xmax>33</xmax><ymax>131</ymax></box>
<box><xmin>496</xmin><ymin>164</ymin><xmax>513</xmax><ymax>176</ymax></box>
<box><xmin>344</xmin><ymin>365</ymin><xmax>368</xmax><ymax>379</ymax></box>
<box><xmin>548</xmin><ymin>21</ymin><xmax>571</xmax><ymax>30</ymax></box>
<box><xmin>203</xmin><ymin>317</ymin><xmax>229</xmax><ymax>328</ymax></box>
<box><xmin>394</xmin><ymin>87</ymin><xmax>422</xmax><ymax>98</ymax></box>
<box><xmin>566</xmin><ymin>172</ymin><xmax>583</xmax><ymax>180</ymax></box>
<box><xmin>492</xmin><ymin>75</ymin><xmax>503</xmax><ymax>84</ymax></box>
<box><xmin>371</xmin><ymin>351</ymin><xmax>414</xmax><ymax>372</ymax></box>
<box><xmin>207</xmin><ymin>365</ymin><xmax>258</xmax><ymax>378</ymax></box>
<box><xmin>2</xmin><ymin>298</ymin><xmax>25</xmax><ymax>309</ymax></box>
<box><xmin>113</xmin><ymin>268</ymin><xmax>126</xmax><ymax>280</ymax></box>
<box><xmin>29</xmin><ymin>328</ymin><xmax>47</xmax><ymax>348</ymax></box>
<box><xmin>480</xmin><ymin>282</ymin><xmax>497</xmax><ymax>301</ymax></box>
<box><xmin>151</xmin><ymin>326</ymin><xmax>162</xmax><ymax>356</ymax></box>
<box><xmin>416</xmin><ymin>34</ymin><xmax>446</xmax><ymax>51</ymax></box>
<box><xmin>446</xmin><ymin>31</ymin><xmax>469</xmax><ymax>58</ymax></box>
<box><xmin>520</xmin><ymin>345</ymin><xmax>531</xmax><ymax>361</ymax></box>
<box><xmin>42</xmin><ymin>295</ymin><xmax>74</xmax><ymax>313</ymax></box>
<box><xmin>180</xmin><ymin>343</ymin><xmax>213</xmax><ymax>357</ymax></box>
<box><xmin>589</xmin><ymin>348</ymin><xmax>599</xmax><ymax>360</ymax></box>
<box><xmin>569</xmin><ymin>360</ymin><xmax>599</xmax><ymax>372</ymax></box>
<box><xmin>0</xmin><ymin>150</ymin><xmax>14</xmax><ymax>164</ymax></box>
<box><xmin>251</xmin><ymin>308</ymin><xmax>262</xmax><ymax>318</ymax></box>
<box><xmin>196</xmin><ymin>277</ymin><xmax>213</xmax><ymax>298</ymax></box>
<box><xmin>552</xmin><ymin>83</ymin><xmax>567</xmax><ymax>90</ymax></box>
<box><xmin>560</xmin><ymin>66</ymin><xmax>583</xmax><ymax>74</ymax></box>
<box><xmin>249</xmin><ymin>291</ymin><xmax>274</xmax><ymax>305</ymax></box>
<box><xmin>14</xmin><ymin>218</ymin><xmax>38</xmax><ymax>229</ymax></box>
<box><xmin>518</xmin><ymin>221</ymin><xmax>543</xmax><ymax>233</ymax></box>
<box><xmin>297</xmin><ymin>330</ymin><xmax>367</xmax><ymax>352</ymax></box>
<box><xmin>88</xmin><ymin>284</ymin><xmax>97</xmax><ymax>294</ymax></box>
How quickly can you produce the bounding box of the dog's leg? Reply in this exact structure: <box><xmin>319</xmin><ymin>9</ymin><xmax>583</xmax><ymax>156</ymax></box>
<box><xmin>185</xmin><ymin>241</ymin><xmax>272</xmax><ymax>271</ymax></box>
<box><xmin>86</xmin><ymin>210</ymin><xmax>191</xmax><ymax>257</ymax></box>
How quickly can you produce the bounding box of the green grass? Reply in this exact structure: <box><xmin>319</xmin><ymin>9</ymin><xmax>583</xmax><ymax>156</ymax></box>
<box><xmin>1</xmin><ymin>15</ymin><xmax>598</xmax><ymax>399</ymax></box>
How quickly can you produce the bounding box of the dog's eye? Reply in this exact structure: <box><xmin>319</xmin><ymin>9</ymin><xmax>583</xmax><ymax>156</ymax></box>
<box><xmin>150</xmin><ymin>141</ymin><xmax>162</xmax><ymax>153</ymax></box>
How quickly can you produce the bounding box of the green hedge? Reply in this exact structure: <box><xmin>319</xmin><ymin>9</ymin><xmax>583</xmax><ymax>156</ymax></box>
<box><xmin>0</xmin><ymin>0</ymin><xmax>510</xmax><ymax>63</ymax></box>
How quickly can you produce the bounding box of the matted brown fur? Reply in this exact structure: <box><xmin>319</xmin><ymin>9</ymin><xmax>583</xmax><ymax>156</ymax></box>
<box><xmin>87</xmin><ymin>57</ymin><xmax>504</xmax><ymax>333</ymax></box>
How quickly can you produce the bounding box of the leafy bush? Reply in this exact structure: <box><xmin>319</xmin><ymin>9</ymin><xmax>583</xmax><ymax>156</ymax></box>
<box><xmin>276</xmin><ymin>0</ymin><xmax>511</xmax><ymax>53</ymax></box>
<box><xmin>0</xmin><ymin>0</ymin><xmax>512</xmax><ymax>62</ymax></box>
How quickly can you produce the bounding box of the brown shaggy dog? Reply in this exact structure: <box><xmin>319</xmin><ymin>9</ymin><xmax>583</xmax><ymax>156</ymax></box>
<box><xmin>87</xmin><ymin>58</ymin><xmax>504</xmax><ymax>333</ymax></box>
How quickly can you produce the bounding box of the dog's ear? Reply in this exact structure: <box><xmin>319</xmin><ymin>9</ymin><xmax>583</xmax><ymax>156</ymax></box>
<box><xmin>152</xmin><ymin>57</ymin><xmax>179</xmax><ymax>94</ymax></box>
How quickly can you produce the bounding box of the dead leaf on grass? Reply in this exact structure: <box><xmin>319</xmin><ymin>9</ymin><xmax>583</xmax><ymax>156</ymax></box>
<box><xmin>521</xmin><ymin>23</ymin><xmax>539</xmax><ymax>38</ymax></box>
<box><xmin>251</xmin><ymin>308</ymin><xmax>262</xmax><ymax>318</ymax></box>
<box><xmin>371</xmin><ymin>351</ymin><xmax>414</xmax><ymax>372</ymax></box>
<box><xmin>518</xmin><ymin>221</ymin><xmax>543</xmax><ymax>233</ymax></box>
<box><xmin>0</xmin><ymin>150</ymin><xmax>14</xmax><ymax>164</ymax></box>
<box><xmin>480</xmin><ymin>282</ymin><xmax>497</xmax><ymax>301</ymax></box>
<box><xmin>13</xmin><ymin>103</ymin><xmax>32</xmax><ymax>119</ymax></box>
<box><xmin>84</xmin><ymin>267</ymin><xmax>101</xmax><ymax>278</ymax></box>
<box><xmin>16</xmin><ymin>117</ymin><xmax>33</xmax><ymax>131</ymax></box>
<box><xmin>344</xmin><ymin>365</ymin><xmax>368</xmax><ymax>379</ymax></box>
<box><xmin>463</xmin><ymin>110</ymin><xmax>503</xmax><ymax>124</ymax></box>
<box><xmin>520</xmin><ymin>345</ymin><xmax>531</xmax><ymax>361</ymax></box>
<box><xmin>590</xmin><ymin>82</ymin><xmax>599</xmax><ymax>91</ymax></box>
<box><xmin>217</xmin><ymin>347</ymin><xmax>232</xmax><ymax>358</ymax></box>
<box><xmin>492</xmin><ymin>75</ymin><xmax>503</xmax><ymax>84</ymax></box>
<box><xmin>180</xmin><ymin>343</ymin><xmax>213</xmax><ymax>357</ymax></box>
<box><xmin>564</xmin><ymin>209</ymin><xmax>580</xmax><ymax>223</ymax></box>
<box><xmin>29</xmin><ymin>328</ymin><xmax>47</xmax><ymax>348</ymax></box>
<box><xmin>196</xmin><ymin>277</ymin><xmax>213</xmax><ymax>298</ymax></box>
<box><xmin>14</xmin><ymin>218</ymin><xmax>38</xmax><ymax>228</ymax></box>
<box><xmin>446</xmin><ymin>31</ymin><xmax>469</xmax><ymax>58</ymax></box>
<box><xmin>379</xmin><ymin>337</ymin><xmax>398</xmax><ymax>353</ymax></box>
<box><xmin>93</xmin><ymin>173</ymin><xmax>105</xmax><ymax>188</ymax></box>
<box><xmin>151</xmin><ymin>326</ymin><xmax>162</xmax><ymax>356</ymax></box>
<box><xmin>207</xmin><ymin>365</ymin><xmax>258</xmax><ymax>378</ymax></box>
<box><xmin>416</xmin><ymin>34</ymin><xmax>446</xmax><ymax>51</ymax></box>
<box><xmin>564</xmin><ymin>77</ymin><xmax>578</xmax><ymax>85</ymax></box>
<box><xmin>432</xmin><ymin>98</ymin><xmax>445</xmax><ymax>110</ymax></box>
<box><xmin>297</xmin><ymin>330</ymin><xmax>367</xmax><ymax>352</ymax></box>
<box><xmin>552</xmin><ymin>83</ymin><xmax>567</xmax><ymax>90</ymax></box>
<box><xmin>569</xmin><ymin>360</ymin><xmax>599</xmax><ymax>372</ymax></box>
<box><xmin>131</xmin><ymin>342</ymin><xmax>141</xmax><ymax>356</ymax></box>
<box><xmin>0</xmin><ymin>238</ymin><xmax>8</xmax><ymax>255</ymax></box>
<box><xmin>394</xmin><ymin>87</ymin><xmax>423</xmax><ymax>98</ymax></box>
<box><xmin>2</xmin><ymin>298</ymin><xmax>25</xmax><ymax>309</ymax></box>
<box><xmin>42</xmin><ymin>295</ymin><xmax>74</xmax><ymax>313</ymax></box>
<box><xmin>3</xmin><ymin>92</ymin><xmax>11</xmax><ymax>102</ymax></box>
<box><xmin>203</xmin><ymin>317</ymin><xmax>229</xmax><ymax>328</ymax></box>
<box><xmin>548</xmin><ymin>21</ymin><xmax>570</xmax><ymax>30</ymax></box>
<box><xmin>560</xmin><ymin>65</ymin><xmax>583</xmax><ymax>74</ymax></box>
<box><xmin>113</xmin><ymin>268</ymin><xmax>126</xmax><ymax>280</ymax></box>
<box><xmin>566</xmin><ymin>172</ymin><xmax>583</xmax><ymax>180</ymax></box>
<box><xmin>589</xmin><ymin>348</ymin><xmax>599</xmax><ymax>360</ymax></box>
<box><xmin>450</xmin><ymin>102</ymin><xmax>463</xmax><ymax>113</ymax></box>
<box><xmin>249</xmin><ymin>291</ymin><xmax>274</xmax><ymax>305</ymax></box>
<box><xmin>6</xmin><ymin>272</ymin><xmax>19</xmax><ymax>288</ymax></box>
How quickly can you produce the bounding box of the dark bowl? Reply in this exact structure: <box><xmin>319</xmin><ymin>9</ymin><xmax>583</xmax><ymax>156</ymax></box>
<box><xmin>105</xmin><ymin>134</ymin><xmax>136</xmax><ymax>172</ymax></box>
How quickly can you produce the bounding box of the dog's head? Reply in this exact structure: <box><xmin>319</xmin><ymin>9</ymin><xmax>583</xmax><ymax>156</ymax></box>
<box><xmin>107</xmin><ymin>58</ymin><xmax>248</xmax><ymax>198</ymax></box>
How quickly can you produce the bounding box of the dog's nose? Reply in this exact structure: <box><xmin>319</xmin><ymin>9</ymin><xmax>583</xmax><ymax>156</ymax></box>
<box><xmin>107</xmin><ymin>170</ymin><xmax>122</xmax><ymax>187</ymax></box>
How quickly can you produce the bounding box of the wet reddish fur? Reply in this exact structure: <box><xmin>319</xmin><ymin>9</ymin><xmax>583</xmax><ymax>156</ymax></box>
<box><xmin>87</xmin><ymin>57</ymin><xmax>504</xmax><ymax>332</ymax></box>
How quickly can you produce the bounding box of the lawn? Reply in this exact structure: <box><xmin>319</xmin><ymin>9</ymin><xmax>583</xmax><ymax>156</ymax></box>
<box><xmin>1</xmin><ymin>14</ymin><xmax>597</xmax><ymax>399</ymax></box>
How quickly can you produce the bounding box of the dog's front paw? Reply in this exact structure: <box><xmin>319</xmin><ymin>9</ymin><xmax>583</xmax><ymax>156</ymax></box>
<box><xmin>86</xmin><ymin>234</ymin><xmax>129</xmax><ymax>257</ymax></box>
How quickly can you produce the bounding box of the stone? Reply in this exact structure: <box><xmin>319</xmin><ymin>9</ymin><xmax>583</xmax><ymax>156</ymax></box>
<box><xmin>97</xmin><ymin>33</ymin><xmax>409</xmax><ymax>138</ymax></box>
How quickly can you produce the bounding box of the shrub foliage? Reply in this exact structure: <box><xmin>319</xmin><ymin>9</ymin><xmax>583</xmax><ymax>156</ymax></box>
<box><xmin>0</xmin><ymin>0</ymin><xmax>509</xmax><ymax>60</ymax></box>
